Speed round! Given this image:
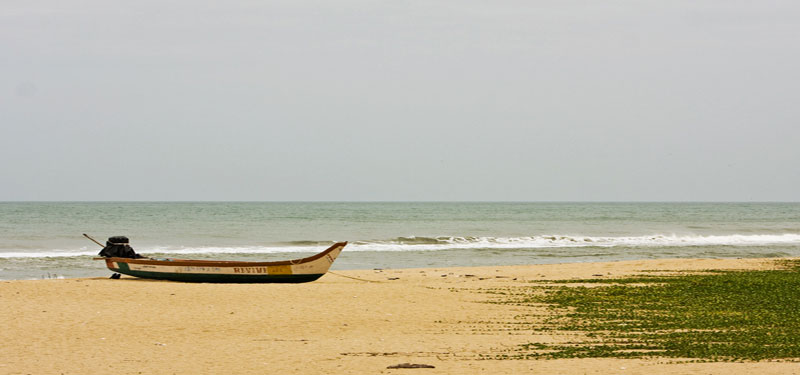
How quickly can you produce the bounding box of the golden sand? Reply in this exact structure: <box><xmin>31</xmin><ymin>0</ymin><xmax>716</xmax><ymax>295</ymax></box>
<box><xmin>1</xmin><ymin>258</ymin><xmax>797</xmax><ymax>374</ymax></box>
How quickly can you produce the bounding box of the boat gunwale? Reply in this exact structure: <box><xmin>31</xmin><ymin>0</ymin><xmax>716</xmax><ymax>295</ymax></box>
<box><xmin>101</xmin><ymin>241</ymin><xmax>347</xmax><ymax>268</ymax></box>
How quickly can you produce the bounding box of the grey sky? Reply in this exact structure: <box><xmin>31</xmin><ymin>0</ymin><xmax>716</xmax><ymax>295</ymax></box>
<box><xmin>2</xmin><ymin>0</ymin><xmax>799</xmax><ymax>201</ymax></box>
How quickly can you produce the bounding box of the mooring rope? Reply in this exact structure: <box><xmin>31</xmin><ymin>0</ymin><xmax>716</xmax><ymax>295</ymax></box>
<box><xmin>327</xmin><ymin>271</ymin><xmax>384</xmax><ymax>283</ymax></box>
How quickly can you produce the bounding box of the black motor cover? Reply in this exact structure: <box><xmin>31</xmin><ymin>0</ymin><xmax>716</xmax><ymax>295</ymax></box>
<box><xmin>98</xmin><ymin>236</ymin><xmax>144</xmax><ymax>259</ymax></box>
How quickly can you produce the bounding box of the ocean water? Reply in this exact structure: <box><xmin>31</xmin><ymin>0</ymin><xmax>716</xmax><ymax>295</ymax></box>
<box><xmin>1</xmin><ymin>202</ymin><xmax>799</xmax><ymax>280</ymax></box>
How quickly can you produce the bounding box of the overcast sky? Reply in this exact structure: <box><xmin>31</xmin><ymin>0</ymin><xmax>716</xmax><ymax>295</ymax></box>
<box><xmin>2</xmin><ymin>0</ymin><xmax>798</xmax><ymax>201</ymax></box>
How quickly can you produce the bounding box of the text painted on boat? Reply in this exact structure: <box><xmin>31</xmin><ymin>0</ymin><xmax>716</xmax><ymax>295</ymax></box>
<box><xmin>233</xmin><ymin>265</ymin><xmax>292</xmax><ymax>275</ymax></box>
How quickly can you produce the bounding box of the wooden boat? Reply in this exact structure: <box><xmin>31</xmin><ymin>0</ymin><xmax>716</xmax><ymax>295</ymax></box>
<box><xmin>96</xmin><ymin>242</ymin><xmax>347</xmax><ymax>283</ymax></box>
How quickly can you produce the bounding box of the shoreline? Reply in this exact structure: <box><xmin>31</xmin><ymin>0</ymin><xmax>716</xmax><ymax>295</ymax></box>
<box><xmin>3</xmin><ymin>252</ymin><xmax>797</xmax><ymax>282</ymax></box>
<box><xmin>2</xmin><ymin>257</ymin><xmax>796</xmax><ymax>374</ymax></box>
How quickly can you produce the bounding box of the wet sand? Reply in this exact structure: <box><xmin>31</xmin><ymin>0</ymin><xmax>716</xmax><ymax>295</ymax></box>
<box><xmin>1</xmin><ymin>257</ymin><xmax>797</xmax><ymax>374</ymax></box>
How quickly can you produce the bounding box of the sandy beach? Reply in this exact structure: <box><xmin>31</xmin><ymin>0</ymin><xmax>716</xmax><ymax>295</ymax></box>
<box><xmin>2</xmin><ymin>258</ymin><xmax>798</xmax><ymax>375</ymax></box>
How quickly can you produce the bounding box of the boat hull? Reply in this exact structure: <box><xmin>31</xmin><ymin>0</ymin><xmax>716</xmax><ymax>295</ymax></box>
<box><xmin>100</xmin><ymin>242</ymin><xmax>346</xmax><ymax>283</ymax></box>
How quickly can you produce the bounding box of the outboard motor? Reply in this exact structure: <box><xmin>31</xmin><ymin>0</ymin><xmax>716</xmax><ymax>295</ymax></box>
<box><xmin>98</xmin><ymin>236</ymin><xmax>144</xmax><ymax>259</ymax></box>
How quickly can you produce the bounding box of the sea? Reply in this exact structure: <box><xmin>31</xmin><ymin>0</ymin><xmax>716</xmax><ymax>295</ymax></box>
<box><xmin>1</xmin><ymin>202</ymin><xmax>799</xmax><ymax>280</ymax></box>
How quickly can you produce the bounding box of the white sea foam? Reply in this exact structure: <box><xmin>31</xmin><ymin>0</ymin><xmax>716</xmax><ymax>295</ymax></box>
<box><xmin>0</xmin><ymin>250</ymin><xmax>99</xmax><ymax>258</ymax></box>
<box><xmin>1</xmin><ymin>233</ymin><xmax>800</xmax><ymax>258</ymax></box>
<box><xmin>346</xmin><ymin>233</ymin><xmax>800</xmax><ymax>252</ymax></box>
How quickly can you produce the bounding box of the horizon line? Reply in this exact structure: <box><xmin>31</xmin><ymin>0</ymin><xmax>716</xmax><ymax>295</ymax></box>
<box><xmin>2</xmin><ymin>200</ymin><xmax>799</xmax><ymax>204</ymax></box>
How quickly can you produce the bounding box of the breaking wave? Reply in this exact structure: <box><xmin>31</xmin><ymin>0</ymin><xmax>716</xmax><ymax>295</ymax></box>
<box><xmin>2</xmin><ymin>233</ymin><xmax>800</xmax><ymax>259</ymax></box>
<box><xmin>347</xmin><ymin>234</ymin><xmax>800</xmax><ymax>251</ymax></box>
